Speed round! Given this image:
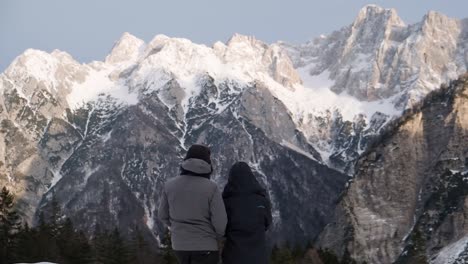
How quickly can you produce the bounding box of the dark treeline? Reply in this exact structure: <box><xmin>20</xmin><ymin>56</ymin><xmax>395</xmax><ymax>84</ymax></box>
<box><xmin>0</xmin><ymin>186</ymin><xmax>163</xmax><ymax>264</ymax></box>
<box><xmin>1</xmin><ymin>185</ymin><xmax>364</xmax><ymax>264</ymax></box>
<box><xmin>270</xmin><ymin>244</ymin><xmax>367</xmax><ymax>264</ymax></box>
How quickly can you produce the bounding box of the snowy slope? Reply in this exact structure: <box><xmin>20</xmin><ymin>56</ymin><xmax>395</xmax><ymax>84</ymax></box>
<box><xmin>432</xmin><ymin>236</ymin><xmax>468</xmax><ymax>264</ymax></box>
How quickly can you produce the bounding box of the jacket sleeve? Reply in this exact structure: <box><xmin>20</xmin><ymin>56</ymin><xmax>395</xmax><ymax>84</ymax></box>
<box><xmin>264</xmin><ymin>195</ymin><xmax>273</xmax><ymax>231</ymax></box>
<box><xmin>209</xmin><ymin>186</ymin><xmax>227</xmax><ymax>237</ymax></box>
<box><xmin>158</xmin><ymin>189</ymin><xmax>170</xmax><ymax>227</ymax></box>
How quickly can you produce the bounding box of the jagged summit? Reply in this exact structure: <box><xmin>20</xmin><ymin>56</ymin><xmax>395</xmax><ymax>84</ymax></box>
<box><xmin>354</xmin><ymin>4</ymin><xmax>405</xmax><ymax>27</ymax></box>
<box><xmin>424</xmin><ymin>10</ymin><xmax>451</xmax><ymax>22</ymax></box>
<box><xmin>146</xmin><ymin>33</ymin><xmax>189</xmax><ymax>49</ymax></box>
<box><xmin>420</xmin><ymin>10</ymin><xmax>461</xmax><ymax>34</ymax></box>
<box><xmin>6</xmin><ymin>48</ymin><xmax>76</xmax><ymax>73</ymax></box>
<box><xmin>226</xmin><ymin>33</ymin><xmax>267</xmax><ymax>46</ymax></box>
<box><xmin>105</xmin><ymin>32</ymin><xmax>145</xmax><ymax>64</ymax></box>
<box><xmin>3</xmin><ymin>48</ymin><xmax>83</xmax><ymax>97</ymax></box>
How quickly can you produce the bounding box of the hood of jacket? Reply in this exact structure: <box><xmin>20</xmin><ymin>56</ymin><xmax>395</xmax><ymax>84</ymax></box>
<box><xmin>223</xmin><ymin>162</ymin><xmax>266</xmax><ymax>198</ymax></box>
<box><xmin>180</xmin><ymin>158</ymin><xmax>212</xmax><ymax>178</ymax></box>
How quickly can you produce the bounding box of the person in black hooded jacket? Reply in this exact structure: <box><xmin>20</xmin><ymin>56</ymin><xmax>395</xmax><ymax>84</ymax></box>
<box><xmin>222</xmin><ymin>162</ymin><xmax>273</xmax><ymax>264</ymax></box>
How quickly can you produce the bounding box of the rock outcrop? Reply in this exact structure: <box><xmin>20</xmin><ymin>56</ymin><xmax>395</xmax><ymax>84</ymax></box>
<box><xmin>318</xmin><ymin>75</ymin><xmax>468</xmax><ymax>264</ymax></box>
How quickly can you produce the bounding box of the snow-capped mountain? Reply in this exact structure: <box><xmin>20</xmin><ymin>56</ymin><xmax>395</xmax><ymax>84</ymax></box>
<box><xmin>0</xmin><ymin>4</ymin><xmax>466</xmax><ymax>249</ymax></box>
<box><xmin>280</xmin><ymin>4</ymin><xmax>467</xmax><ymax>170</ymax></box>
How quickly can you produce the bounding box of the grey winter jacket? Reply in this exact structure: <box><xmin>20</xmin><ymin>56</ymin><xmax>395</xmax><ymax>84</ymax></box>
<box><xmin>158</xmin><ymin>158</ymin><xmax>227</xmax><ymax>251</ymax></box>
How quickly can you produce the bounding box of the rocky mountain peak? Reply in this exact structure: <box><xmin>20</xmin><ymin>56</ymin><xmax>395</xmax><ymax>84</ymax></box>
<box><xmin>6</xmin><ymin>49</ymin><xmax>60</xmax><ymax>76</ymax></box>
<box><xmin>145</xmin><ymin>34</ymin><xmax>179</xmax><ymax>51</ymax></box>
<box><xmin>105</xmin><ymin>32</ymin><xmax>146</xmax><ymax>64</ymax></box>
<box><xmin>423</xmin><ymin>10</ymin><xmax>452</xmax><ymax>24</ymax></box>
<box><xmin>345</xmin><ymin>5</ymin><xmax>405</xmax><ymax>56</ymax></box>
<box><xmin>3</xmin><ymin>48</ymin><xmax>85</xmax><ymax>100</ymax></box>
<box><xmin>354</xmin><ymin>4</ymin><xmax>404</xmax><ymax>28</ymax></box>
<box><xmin>5</xmin><ymin>48</ymin><xmax>80</xmax><ymax>77</ymax></box>
<box><xmin>420</xmin><ymin>10</ymin><xmax>461</xmax><ymax>36</ymax></box>
<box><xmin>223</xmin><ymin>33</ymin><xmax>269</xmax><ymax>62</ymax></box>
<box><xmin>226</xmin><ymin>33</ymin><xmax>266</xmax><ymax>46</ymax></box>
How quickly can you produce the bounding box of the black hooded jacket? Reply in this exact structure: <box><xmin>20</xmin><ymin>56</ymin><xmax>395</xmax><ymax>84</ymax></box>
<box><xmin>222</xmin><ymin>162</ymin><xmax>272</xmax><ymax>264</ymax></box>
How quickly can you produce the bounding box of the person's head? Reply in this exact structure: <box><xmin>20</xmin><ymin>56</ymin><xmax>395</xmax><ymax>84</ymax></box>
<box><xmin>223</xmin><ymin>162</ymin><xmax>264</xmax><ymax>197</ymax></box>
<box><xmin>180</xmin><ymin>144</ymin><xmax>213</xmax><ymax>178</ymax></box>
<box><xmin>184</xmin><ymin>144</ymin><xmax>211</xmax><ymax>164</ymax></box>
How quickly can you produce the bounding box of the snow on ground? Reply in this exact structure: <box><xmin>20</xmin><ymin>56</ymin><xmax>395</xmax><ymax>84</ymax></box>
<box><xmin>16</xmin><ymin>262</ymin><xmax>57</xmax><ymax>264</ymax></box>
<box><xmin>432</xmin><ymin>236</ymin><xmax>468</xmax><ymax>264</ymax></box>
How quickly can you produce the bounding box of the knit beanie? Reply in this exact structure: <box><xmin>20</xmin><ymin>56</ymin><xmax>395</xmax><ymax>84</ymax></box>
<box><xmin>184</xmin><ymin>144</ymin><xmax>211</xmax><ymax>164</ymax></box>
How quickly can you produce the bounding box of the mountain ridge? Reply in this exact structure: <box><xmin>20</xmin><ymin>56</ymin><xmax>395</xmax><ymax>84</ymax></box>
<box><xmin>0</xmin><ymin>5</ymin><xmax>466</xmax><ymax>251</ymax></box>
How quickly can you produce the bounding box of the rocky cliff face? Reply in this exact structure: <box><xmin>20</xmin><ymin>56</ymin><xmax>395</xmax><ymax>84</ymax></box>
<box><xmin>318</xmin><ymin>75</ymin><xmax>468</xmax><ymax>264</ymax></box>
<box><xmin>0</xmin><ymin>4</ymin><xmax>466</xmax><ymax>249</ymax></box>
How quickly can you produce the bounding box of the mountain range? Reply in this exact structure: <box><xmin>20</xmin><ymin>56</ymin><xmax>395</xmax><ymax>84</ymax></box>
<box><xmin>0</xmin><ymin>4</ymin><xmax>467</xmax><ymax>263</ymax></box>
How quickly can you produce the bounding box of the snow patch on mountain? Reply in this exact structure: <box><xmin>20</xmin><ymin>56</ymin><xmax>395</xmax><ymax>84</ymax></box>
<box><xmin>261</xmin><ymin>65</ymin><xmax>401</xmax><ymax>127</ymax></box>
<box><xmin>281</xmin><ymin>140</ymin><xmax>320</xmax><ymax>162</ymax></box>
<box><xmin>67</xmin><ymin>66</ymin><xmax>139</xmax><ymax>109</ymax></box>
<box><xmin>299</xmin><ymin>66</ymin><xmax>401</xmax><ymax>121</ymax></box>
<box><xmin>432</xmin><ymin>236</ymin><xmax>468</xmax><ymax>264</ymax></box>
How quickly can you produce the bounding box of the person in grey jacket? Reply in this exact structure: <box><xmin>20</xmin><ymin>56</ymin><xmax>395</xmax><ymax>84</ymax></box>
<box><xmin>158</xmin><ymin>144</ymin><xmax>227</xmax><ymax>264</ymax></box>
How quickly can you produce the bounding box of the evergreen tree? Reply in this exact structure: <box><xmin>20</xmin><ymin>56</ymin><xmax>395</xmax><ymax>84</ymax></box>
<box><xmin>108</xmin><ymin>228</ymin><xmax>131</xmax><ymax>264</ymax></box>
<box><xmin>48</xmin><ymin>194</ymin><xmax>62</xmax><ymax>237</ymax></box>
<box><xmin>93</xmin><ymin>227</ymin><xmax>111</xmax><ymax>263</ymax></box>
<box><xmin>68</xmin><ymin>230</ymin><xmax>93</xmax><ymax>264</ymax></box>
<box><xmin>94</xmin><ymin>227</ymin><xmax>131</xmax><ymax>264</ymax></box>
<box><xmin>36</xmin><ymin>214</ymin><xmax>60</xmax><ymax>262</ymax></box>
<box><xmin>317</xmin><ymin>248</ymin><xmax>340</xmax><ymax>264</ymax></box>
<box><xmin>161</xmin><ymin>229</ymin><xmax>177</xmax><ymax>264</ymax></box>
<box><xmin>34</xmin><ymin>196</ymin><xmax>67</xmax><ymax>262</ymax></box>
<box><xmin>341</xmin><ymin>248</ymin><xmax>357</xmax><ymax>264</ymax></box>
<box><xmin>0</xmin><ymin>186</ymin><xmax>21</xmax><ymax>263</ymax></box>
<box><xmin>129</xmin><ymin>226</ymin><xmax>157</xmax><ymax>264</ymax></box>
<box><xmin>271</xmin><ymin>244</ymin><xmax>280</xmax><ymax>263</ymax></box>
<box><xmin>271</xmin><ymin>243</ymin><xmax>295</xmax><ymax>264</ymax></box>
<box><xmin>292</xmin><ymin>243</ymin><xmax>306</xmax><ymax>260</ymax></box>
<box><xmin>13</xmin><ymin>223</ymin><xmax>36</xmax><ymax>263</ymax></box>
<box><xmin>57</xmin><ymin>218</ymin><xmax>93</xmax><ymax>264</ymax></box>
<box><xmin>411</xmin><ymin>229</ymin><xmax>428</xmax><ymax>264</ymax></box>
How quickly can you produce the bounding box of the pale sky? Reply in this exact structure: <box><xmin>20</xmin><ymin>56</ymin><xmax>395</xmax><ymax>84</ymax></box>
<box><xmin>1</xmin><ymin>0</ymin><xmax>467</xmax><ymax>71</ymax></box>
